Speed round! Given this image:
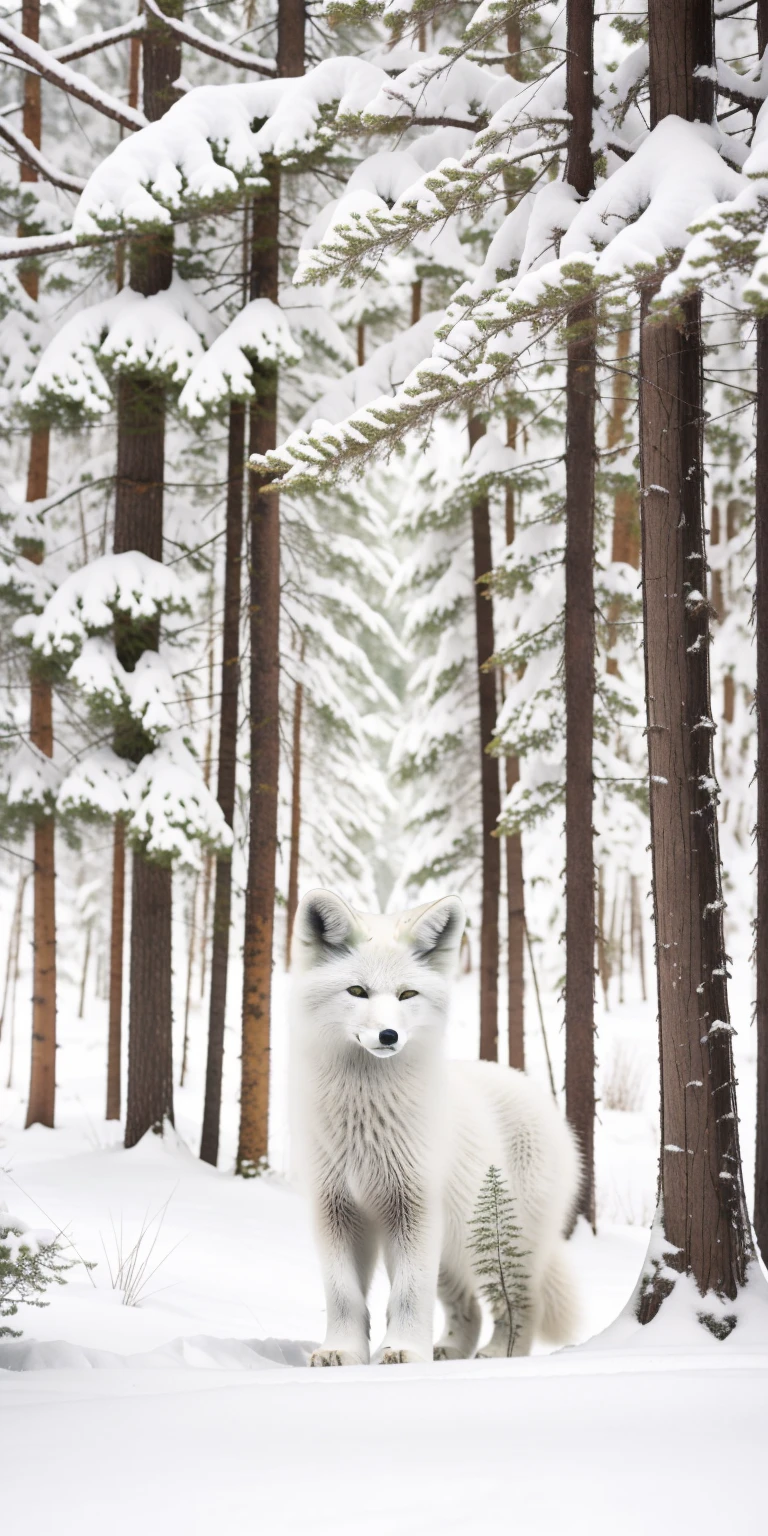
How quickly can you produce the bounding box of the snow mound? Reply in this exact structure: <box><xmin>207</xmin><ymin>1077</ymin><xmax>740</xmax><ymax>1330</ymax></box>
<box><xmin>0</xmin><ymin>1334</ymin><xmax>315</xmax><ymax>1372</ymax></box>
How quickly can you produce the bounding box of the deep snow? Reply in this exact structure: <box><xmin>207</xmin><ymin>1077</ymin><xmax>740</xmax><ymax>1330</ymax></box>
<box><xmin>1</xmin><ymin>911</ymin><xmax>767</xmax><ymax>1532</ymax></box>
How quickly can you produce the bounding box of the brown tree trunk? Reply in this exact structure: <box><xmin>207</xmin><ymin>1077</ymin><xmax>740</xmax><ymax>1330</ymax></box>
<box><xmin>634</xmin><ymin>0</ymin><xmax>755</xmax><ymax>1328</ymax></box>
<box><xmin>469</xmin><ymin>417</ymin><xmax>501</xmax><ymax>1063</ymax></box>
<box><xmin>563</xmin><ymin>0</ymin><xmax>597</xmax><ymax>1228</ymax></box>
<box><xmin>121</xmin><ymin>2</ymin><xmax>181</xmax><ymax>1149</ymax></box>
<box><xmin>237</xmin><ymin>0</ymin><xmax>305</xmax><ymax>1174</ymax></box>
<box><xmin>19</xmin><ymin>0</ymin><xmax>57</xmax><ymax>1131</ymax></box>
<box><xmin>756</xmin><ymin>1</ymin><xmax>768</xmax><ymax>1269</ymax></box>
<box><xmin>200</xmin><ymin>402</ymin><xmax>245</xmax><ymax>1167</ymax></box>
<box><xmin>503</xmin><ymin>427</ymin><xmax>524</xmax><ymax>1071</ymax></box>
<box><xmin>124</xmin><ymin>861</ymin><xmax>174</xmax><ymax>1144</ymax></box>
<box><xmin>239</xmin><ymin>269</ymin><xmax>280</xmax><ymax>1174</ymax></box>
<box><xmin>106</xmin><ymin>819</ymin><xmax>125</xmax><ymax>1120</ymax></box>
<box><xmin>285</xmin><ymin>640</ymin><xmax>305</xmax><ymax>971</ymax></box>
<box><xmin>637</xmin><ymin>285</ymin><xmax>753</xmax><ymax>1317</ymax></box>
<box><xmin>26</xmin><ymin>765</ymin><xmax>56</xmax><ymax>1127</ymax></box>
<box><xmin>756</xmin><ymin>332</ymin><xmax>768</xmax><ymax>1264</ymax></box>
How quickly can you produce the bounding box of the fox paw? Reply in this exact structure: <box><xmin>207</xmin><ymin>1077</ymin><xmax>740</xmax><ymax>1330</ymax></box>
<box><xmin>433</xmin><ymin>1345</ymin><xmax>465</xmax><ymax>1361</ymax></box>
<box><xmin>309</xmin><ymin>1348</ymin><xmax>365</xmax><ymax>1368</ymax></box>
<box><xmin>378</xmin><ymin>1348</ymin><xmax>426</xmax><ymax>1366</ymax></box>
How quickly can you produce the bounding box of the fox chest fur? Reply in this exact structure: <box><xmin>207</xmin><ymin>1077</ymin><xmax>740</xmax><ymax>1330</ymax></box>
<box><xmin>307</xmin><ymin>1051</ymin><xmax>442</xmax><ymax>1223</ymax></box>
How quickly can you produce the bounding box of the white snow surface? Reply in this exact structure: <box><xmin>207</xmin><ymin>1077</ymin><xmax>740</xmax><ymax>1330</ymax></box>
<box><xmin>1</xmin><ymin>946</ymin><xmax>767</xmax><ymax>1532</ymax></box>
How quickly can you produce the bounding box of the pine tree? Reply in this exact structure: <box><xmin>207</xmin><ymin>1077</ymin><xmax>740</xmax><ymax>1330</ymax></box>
<box><xmin>468</xmin><ymin>1164</ymin><xmax>529</xmax><ymax>1357</ymax></box>
<box><xmin>0</xmin><ymin>1209</ymin><xmax>73</xmax><ymax>1338</ymax></box>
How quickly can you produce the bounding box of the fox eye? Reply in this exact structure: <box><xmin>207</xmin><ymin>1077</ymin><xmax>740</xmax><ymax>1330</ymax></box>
<box><xmin>347</xmin><ymin>985</ymin><xmax>368</xmax><ymax>999</ymax></box>
<box><xmin>399</xmin><ymin>990</ymin><xmax>418</xmax><ymax>1001</ymax></box>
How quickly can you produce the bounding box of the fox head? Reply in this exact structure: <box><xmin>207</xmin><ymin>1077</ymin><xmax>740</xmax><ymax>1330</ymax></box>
<box><xmin>292</xmin><ymin>889</ymin><xmax>465</xmax><ymax>1059</ymax></box>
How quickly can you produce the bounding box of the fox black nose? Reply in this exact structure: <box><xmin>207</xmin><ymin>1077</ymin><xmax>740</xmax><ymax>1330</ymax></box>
<box><xmin>379</xmin><ymin>1029</ymin><xmax>398</xmax><ymax>1047</ymax></box>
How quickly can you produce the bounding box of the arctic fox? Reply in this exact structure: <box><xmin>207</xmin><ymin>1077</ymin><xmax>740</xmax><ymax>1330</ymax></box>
<box><xmin>291</xmin><ymin>888</ymin><xmax>582</xmax><ymax>1366</ymax></box>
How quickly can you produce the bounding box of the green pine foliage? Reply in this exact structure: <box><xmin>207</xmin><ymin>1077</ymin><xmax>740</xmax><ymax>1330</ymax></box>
<box><xmin>0</xmin><ymin>1210</ymin><xmax>74</xmax><ymax>1338</ymax></box>
<box><xmin>468</xmin><ymin>1165</ymin><xmax>529</xmax><ymax>1356</ymax></box>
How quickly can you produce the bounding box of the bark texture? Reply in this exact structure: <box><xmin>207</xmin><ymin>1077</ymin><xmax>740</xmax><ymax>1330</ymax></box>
<box><xmin>504</xmin><ymin>435</ymin><xmax>524</xmax><ymax>1071</ymax></box>
<box><xmin>469</xmin><ymin>417</ymin><xmax>501</xmax><ymax>1063</ymax></box>
<box><xmin>106</xmin><ymin>819</ymin><xmax>125</xmax><ymax>1120</ymax></box>
<box><xmin>634</xmin><ymin>0</ymin><xmax>755</xmax><ymax>1326</ymax></box>
<box><xmin>754</xmin><ymin>0</ymin><xmax>768</xmax><ymax>1275</ymax></box>
<box><xmin>637</xmin><ymin>289</ymin><xmax>753</xmax><ymax>1316</ymax></box>
<box><xmin>124</xmin><ymin>861</ymin><xmax>174</xmax><ymax>1146</ymax></box>
<box><xmin>285</xmin><ymin>644</ymin><xmax>305</xmax><ymax>970</ymax></box>
<box><xmin>20</xmin><ymin>0</ymin><xmax>57</xmax><ymax>1131</ymax></box>
<box><xmin>648</xmin><ymin>0</ymin><xmax>715</xmax><ymax>125</ymax></box>
<box><xmin>563</xmin><ymin>0</ymin><xmax>597</xmax><ymax>1226</ymax></box>
<box><xmin>120</xmin><ymin>2</ymin><xmax>180</xmax><ymax>1148</ymax></box>
<box><xmin>26</xmin><ymin>687</ymin><xmax>56</xmax><ymax>1129</ymax></box>
<box><xmin>238</xmin><ymin>0</ymin><xmax>304</xmax><ymax>1173</ymax></box>
<box><xmin>755</xmin><ymin>311</ymin><xmax>768</xmax><ymax>1261</ymax></box>
<box><xmin>200</xmin><ymin>402</ymin><xmax>245</xmax><ymax>1167</ymax></box>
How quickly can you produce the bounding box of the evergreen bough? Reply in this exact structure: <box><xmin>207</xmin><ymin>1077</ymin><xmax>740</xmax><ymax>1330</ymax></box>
<box><xmin>469</xmin><ymin>1165</ymin><xmax>529</xmax><ymax>1357</ymax></box>
<box><xmin>0</xmin><ymin>1209</ymin><xmax>73</xmax><ymax>1338</ymax></box>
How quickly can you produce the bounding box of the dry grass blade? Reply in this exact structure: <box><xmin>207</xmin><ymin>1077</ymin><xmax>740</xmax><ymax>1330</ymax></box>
<box><xmin>100</xmin><ymin>1189</ymin><xmax>183</xmax><ymax>1307</ymax></box>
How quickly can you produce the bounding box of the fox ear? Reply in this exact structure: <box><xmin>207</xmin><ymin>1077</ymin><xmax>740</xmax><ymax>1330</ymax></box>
<box><xmin>408</xmin><ymin>896</ymin><xmax>465</xmax><ymax>970</ymax></box>
<box><xmin>294</xmin><ymin>889</ymin><xmax>361</xmax><ymax>969</ymax></box>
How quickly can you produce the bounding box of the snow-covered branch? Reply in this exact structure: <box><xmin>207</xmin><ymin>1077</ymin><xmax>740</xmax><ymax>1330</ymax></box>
<box><xmin>0</xmin><ymin>18</ymin><xmax>147</xmax><ymax>133</ymax></box>
<box><xmin>0</xmin><ymin>118</ymin><xmax>85</xmax><ymax>194</ymax></box>
<box><xmin>53</xmin><ymin>16</ymin><xmax>147</xmax><ymax>64</ymax></box>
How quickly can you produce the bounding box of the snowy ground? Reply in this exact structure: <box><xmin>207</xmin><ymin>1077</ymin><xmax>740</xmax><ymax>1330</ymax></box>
<box><xmin>1</xmin><ymin>885</ymin><xmax>767</xmax><ymax>1532</ymax></box>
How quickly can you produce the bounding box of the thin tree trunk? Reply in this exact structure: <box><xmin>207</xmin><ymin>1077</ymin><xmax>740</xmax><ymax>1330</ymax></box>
<box><xmin>5</xmin><ymin>876</ymin><xmax>28</xmax><ymax>1090</ymax></box>
<box><xmin>239</xmin><ymin>238</ymin><xmax>280</xmax><ymax>1175</ymax></box>
<box><xmin>25</xmin><ymin>666</ymin><xmax>56</xmax><ymax>1129</ymax></box>
<box><xmin>238</xmin><ymin>0</ymin><xmax>305</xmax><ymax>1174</ymax></box>
<box><xmin>0</xmin><ymin>874</ymin><xmax>25</xmax><ymax>1038</ymax></box>
<box><xmin>285</xmin><ymin>638</ymin><xmax>305</xmax><ymax>970</ymax></box>
<box><xmin>198</xmin><ymin>587</ymin><xmax>216</xmax><ymax>999</ymax></box>
<box><xmin>78</xmin><ymin>922</ymin><xmax>92</xmax><ymax>1020</ymax></box>
<box><xmin>503</xmin><ymin>423</ymin><xmax>524</xmax><ymax>1070</ymax></box>
<box><xmin>179</xmin><ymin>873</ymin><xmax>198</xmax><ymax>1087</ymax></box>
<box><xmin>121</xmin><ymin>1</ymin><xmax>181</xmax><ymax>1149</ymax></box>
<box><xmin>756</xmin><ymin>315</ymin><xmax>768</xmax><ymax>1260</ymax></box>
<box><xmin>200</xmin><ymin>401</ymin><xmax>245</xmax><ymax>1167</ymax></box>
<box><xmin>19</xmin><ymin>0</ymin><xmax>57</xmax><ymax>1131</ymax></box>
<box><xmin>468</xmin><ymin>416</ymin><xmax>501</xmax><ymax>1062</ymax></box>
<box><xmin>106</xmin><ymin>819</ymin><xmax>125</xmax><ymax>1120</ymax></box>
<box><xmin>563</xmin><ymin>0</ymin><xmax>597</xmax><ymax>1229</ymax></box>
<box><xmin>755</xmin><ymin>0</ymin><xmax>768</xmax><ymax>1267</ymax></box>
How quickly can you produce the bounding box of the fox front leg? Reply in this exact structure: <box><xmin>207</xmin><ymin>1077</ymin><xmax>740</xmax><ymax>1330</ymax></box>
<box><xmin>309</xmin><ymin>1198</ymin><xmax>374</xmax><ymax>1368</ymax></box>
<box><xmin>374</xmin><ymin>1203</ymin><xmax>440</xmax><ymax>1366</ymax></box>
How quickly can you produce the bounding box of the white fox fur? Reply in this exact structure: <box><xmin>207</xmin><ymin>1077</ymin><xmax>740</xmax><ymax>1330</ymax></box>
<box><xmin>291</xmin><ymin>889</ymin><xmax>582</xmax><ymax>1367</ymax></box>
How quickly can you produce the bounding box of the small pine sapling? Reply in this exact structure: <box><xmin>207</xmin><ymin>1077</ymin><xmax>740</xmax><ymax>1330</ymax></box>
<box><xmin>0</xmin><ymin>1208</ymin><xmax>73</xmax><ymax>1337</ymax></box>
<box><xmin>469</xmin><ymin>1165</ymin><xmax>529</xmax><ymax>1356</ymax></box>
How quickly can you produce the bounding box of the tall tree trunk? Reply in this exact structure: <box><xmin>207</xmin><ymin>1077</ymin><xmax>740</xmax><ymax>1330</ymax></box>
<box><xmin>237</xmin><ymin>0</ymin><xmax>305</xmax><ymax>1174</ymax></box>
<box><xmin>200</xmin><ymin>401</ymin><xmax>245</xmax><ymax>1167</ymax></box>
<box><xmin>504</xmin><ymin>422</ymin><xmax>524</xmax><ymax>1071</ymax></box>
<box><xmin>563</xmin><ymin>0</ymin><xmax>597</xmax><ymax>1227</ymax></box>
<box><xmin>106</xmin><ymin>819</ymin><xmax>125</xmax><ymax>1120</ymax></box>
<box><xmin>285</xmin><ymin>639</ymin><xmax>305</xmax><ymax>970</ymax></box>
<box><xmin>754</xmin><ymin>0</ymin><xmax>768</xmax><ymax>1270</ymax></box>
<box><xmin>121</xmin><ymin>1</ymin><xmax>181</xmax><ymax>1149</ymax></box>
<box><xmin>636</xmin><ymin>0</ymin><xmax>755</xmax><ymax>1322</ymax></box>
<box><xmin>19</xmin><ymin>0</ymin><xmax>57</xmax><ymax>1130</ymax></box>
<box><xmin>468</xmin><ymin>417</ymin><xmax>501</xmax><ymax>1063</ymax></box>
